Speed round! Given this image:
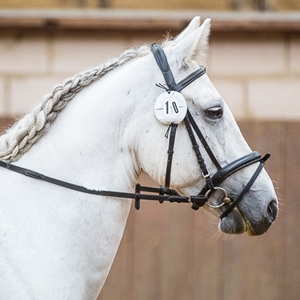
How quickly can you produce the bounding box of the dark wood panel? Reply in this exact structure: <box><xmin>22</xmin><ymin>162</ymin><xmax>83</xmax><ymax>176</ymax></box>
<box><xmin>194</xmin><ymin>210</ymin><xmax>224</xmax><ymax>300</ymax></box>
<box><xmin>159</xmin><ymin>204</ymin><xmax>195</xmax><ymax>300</ymax></box>
<box><xmin>284</xmin><ymin>122</ymin><xmax>300</xmax><ymax>300</ymax></box>
<box><xmin>98</xmin><ymin>208</ymin><xmax>135</xmax><ymax>300</ymax></box>
<box><xmin>132</xmin><ymin>201</ymin><xmax>168</xmax><ymax>299</ymax></box>
<box><xmin>222</xmin><ymin>121</ymin><xmax>287</xmax><ymax>300</ymax></box>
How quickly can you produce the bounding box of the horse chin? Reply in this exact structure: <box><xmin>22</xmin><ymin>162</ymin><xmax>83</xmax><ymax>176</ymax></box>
<box><xmin>219</xmin><ymin>210</ymin><xmax>255</xmax><ymax>236</ymax></box>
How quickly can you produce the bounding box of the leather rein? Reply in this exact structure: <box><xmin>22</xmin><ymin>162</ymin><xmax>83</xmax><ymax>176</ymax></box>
<box><xmin>0</xmin><ymin>43</ymin><xmax>270</xmax><ymax>219</ymax></box>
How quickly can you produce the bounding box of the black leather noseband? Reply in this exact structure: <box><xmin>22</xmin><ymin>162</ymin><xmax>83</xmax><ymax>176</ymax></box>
<box><xmin>0</xmin><ymin>43</ymin><xmax>270</xmax><ymax>219</ymax></box>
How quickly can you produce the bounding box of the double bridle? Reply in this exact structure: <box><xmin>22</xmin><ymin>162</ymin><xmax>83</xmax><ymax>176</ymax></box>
<box><xmin>0</xmin><ymin>43</ymin><xmax>270</xmax><ymax>219</ymax></box>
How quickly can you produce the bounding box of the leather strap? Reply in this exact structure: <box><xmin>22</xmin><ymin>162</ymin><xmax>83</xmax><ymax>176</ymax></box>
<box><xmin>199</xmin><ymin>152</ymin><xmax>269</xmax><ymax>197</ymax></box>
<box><xmin>151</xmin><ymin>43</ymin><xmax>206</xmax><ymax>92</ymax></box>
<box><xmin>151</xmin><ymin>43</ymin><xmax>177</xmax><ymax>90</ymax></box>
<box><xmin>212</xmin><ymin>152</ymin><xmax>266</xmax><ymax>185</ymax></box>
<box><xmin>175</xmin><ymin>67</ymin><xmax>206</xmax><ymax>92</ymax></box>
<box><xmin>0</xmin><ymin>160</ymin><xmax>207</xmax><ymax>210</ymax></box>
<box><xmin>186</xmin><ymin>110</ymin><xmax>221</xmax><ymax>170</ymax></box>
<box><xmin>184</xmin><ymin>113</ymin><xmax>214</xmax><ymax>192</ymax></box>
<box><xmin>165</xmin><ymin>123</ymin><xmax>178</xmax><ymax>189</ymax></box>
<box><xmin>220</xmin><ymin>157</ymin><xmax>267</xmax><ymax>218</ymax></box>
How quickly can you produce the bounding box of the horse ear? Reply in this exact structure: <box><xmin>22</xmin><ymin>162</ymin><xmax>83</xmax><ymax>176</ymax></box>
<box><xmin>175</xmin><ymin>16</ymin><xmax>201</xmax><ymax>42</ymax></box>
<box><xmin>174</xmin><ymin>18</ymin><xmax>211</xmax><ymax>65</ymax></box>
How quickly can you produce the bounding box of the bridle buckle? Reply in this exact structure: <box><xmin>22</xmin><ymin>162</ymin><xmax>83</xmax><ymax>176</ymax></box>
<box><xmin>202</xmin><ymin>171</ymin><xmax>211</xmax><ymax>179</ymax></box>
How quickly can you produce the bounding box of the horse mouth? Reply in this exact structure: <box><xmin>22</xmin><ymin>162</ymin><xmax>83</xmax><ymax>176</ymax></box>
<box><xmin>219</xmin><ymin>209</ymin><xmax>256</xmax><ymax>236</ymax></box>
<box><xmin>218</xmin><ymin>197</ymin><xmax>278</xmax><ymax>236</ymax></box>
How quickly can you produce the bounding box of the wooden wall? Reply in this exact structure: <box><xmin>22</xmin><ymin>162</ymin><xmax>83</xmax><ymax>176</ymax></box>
<box><xmin>97</xmin><ymin>121</ymin><xmax>300</xmax><ymax>300</ymax></box>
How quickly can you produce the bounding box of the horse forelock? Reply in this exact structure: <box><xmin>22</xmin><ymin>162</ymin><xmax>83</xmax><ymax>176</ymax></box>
<box><xmin>0</xmin><ymin>43</ymin><xmax>156</xmax><ymax>162</ymax></box>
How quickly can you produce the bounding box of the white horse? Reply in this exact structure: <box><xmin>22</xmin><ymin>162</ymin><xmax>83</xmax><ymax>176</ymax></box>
<box><xmin>0</xmin><ymin>17</ymin><xmax>278</xmax><ymax>299</ymax></box>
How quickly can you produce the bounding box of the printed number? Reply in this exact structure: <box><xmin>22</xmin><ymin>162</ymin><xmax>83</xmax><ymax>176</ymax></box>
<box><xmin>165</xmin><ymin>101</ymin><xmax>179</xmax><ymax>114</ymax></box>
<box><xmin>172</xmin><ymin>101</ymin><xmax>179</xmax><ymax>113</ymax></box>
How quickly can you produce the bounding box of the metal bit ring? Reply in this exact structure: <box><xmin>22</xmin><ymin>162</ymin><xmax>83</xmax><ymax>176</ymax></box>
<box><xmin>205</xmin><ymin>187</ymin><xmax>232</xmax><ymax>209</ymax></box>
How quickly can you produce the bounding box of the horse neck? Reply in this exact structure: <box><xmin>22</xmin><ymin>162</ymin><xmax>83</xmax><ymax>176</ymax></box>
<box><xmin>17</xmin><ymin>70</ymin><xmax>141</xmax><ymax>192</ymax></box>
<box><xmin>2</xmin><ymin>65</ymin><xmax>146</xmax><ymax>298</ymax></box>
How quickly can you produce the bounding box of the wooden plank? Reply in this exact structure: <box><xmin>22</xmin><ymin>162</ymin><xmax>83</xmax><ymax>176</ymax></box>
<box><xmin>193</xmin><ymin>209</ymin><xmax>224</xmax><ymax>299</ymax></box>
<box><xmin>221</xmin><ymin>121</ymin><xmax>287</xmax><ymax>300</ymax></box>
<box><xmin>250</xmin><ymin>121</ymin><xmax>287</xmax><ymax>300</ymax></box>
<box><xmin>284</xmin><ymin>122</ymin><xmax>300</xmax><ymax>299</ymax></box>
<box><xmin>159</xmin><ymin>203</ymin><xmax>195</xmax><ymax>300</ymax></box>
<box><xmin>129</xmin><ymin>175</ymin><xmax>168</xmax><ymax>299</ymax></box>
<box><xmin>132</xmin><ymin>200</ymin><xmax>168</xmax><ymax>299</ymax></box>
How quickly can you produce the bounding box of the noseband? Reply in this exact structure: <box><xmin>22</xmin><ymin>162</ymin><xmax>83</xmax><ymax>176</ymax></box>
<box><xmin>0</xmin><ymin>43</ymin><xmax>270</xmax><ymax>219</ymax></box>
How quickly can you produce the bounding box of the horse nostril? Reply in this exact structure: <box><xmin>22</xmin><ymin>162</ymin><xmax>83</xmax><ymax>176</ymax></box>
<box><xmin>267</xmin><ymin>200</ymin><xmax>278</xmax><ymax>222</ymax></box>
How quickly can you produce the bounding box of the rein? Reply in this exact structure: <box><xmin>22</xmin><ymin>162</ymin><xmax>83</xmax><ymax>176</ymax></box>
<box><xmin>0</xmin><ymin>160</ymin><xmax>191</xmax><ymax>206</ymax></box>
<box><xmin>0</xmin><ymin>43</ymin><xmax>270</xmax><ymax>219</ymax></box>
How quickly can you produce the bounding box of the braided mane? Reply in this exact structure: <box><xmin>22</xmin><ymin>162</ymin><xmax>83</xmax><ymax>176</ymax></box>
<box><xmin>0</xmin><ymin>44</ymin><xmax>152</xmax><ymax>162</ymax></box>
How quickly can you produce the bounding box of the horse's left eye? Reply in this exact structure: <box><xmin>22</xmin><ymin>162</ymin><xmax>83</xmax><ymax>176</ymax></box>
<box><xmin>205</xmin><ymin>107</ymin><xmax>223</xmax><ymax>120</ymax></box>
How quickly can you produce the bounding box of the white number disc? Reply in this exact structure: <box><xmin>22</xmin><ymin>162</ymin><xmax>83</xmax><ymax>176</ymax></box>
<box><xmin>154</xmin><ymin>91</ymin><xmax>187</xmax><ymax>124</ymax></box>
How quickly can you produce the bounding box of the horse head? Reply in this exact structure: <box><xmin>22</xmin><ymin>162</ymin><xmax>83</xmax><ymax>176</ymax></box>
<box><xmin>133</xmin><ymin>17</ymin><xmax>278</xmax><ymax>235</ymax></box>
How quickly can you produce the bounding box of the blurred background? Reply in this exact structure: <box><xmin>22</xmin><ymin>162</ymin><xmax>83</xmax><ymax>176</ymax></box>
<box><xmin>0</xmin><ymin>1</ymin><xmax>299</xmax><ymax>300</ymax></box>
<box><xmin>1</xmin><ymin>0</ymin><xmax>300</xmax><ymax>10</ymax></box>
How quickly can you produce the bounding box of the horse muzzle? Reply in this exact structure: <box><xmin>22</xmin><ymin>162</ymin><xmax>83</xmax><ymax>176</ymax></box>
<box><xmin>218</xmin><ymin>196</ymin><xmax>278</xmax><ymax>236</ymax></box>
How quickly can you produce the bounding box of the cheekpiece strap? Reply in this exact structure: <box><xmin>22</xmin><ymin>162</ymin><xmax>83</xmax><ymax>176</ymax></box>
<box><xmin>165</xmin><ymin>123</ymin><xmax>178</xmax><ymax>189</ymax></box>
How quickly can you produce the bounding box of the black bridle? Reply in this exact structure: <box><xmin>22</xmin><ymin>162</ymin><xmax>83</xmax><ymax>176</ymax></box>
<box><xmin>150</xmin><ymin>43</ymin><xmax>270</xmax><ymax>218</ymax></box>
<box><xmin>0</xmin><ymin>43</ymin><xmax>270</xmax><ymax>219</ymax></box>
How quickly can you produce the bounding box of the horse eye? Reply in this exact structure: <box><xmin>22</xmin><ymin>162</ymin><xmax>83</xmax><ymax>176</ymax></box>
<box><xmin>205</xmin><ymin>107</ymin><xmax>223</xmax><ymax>120</ymax></box>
